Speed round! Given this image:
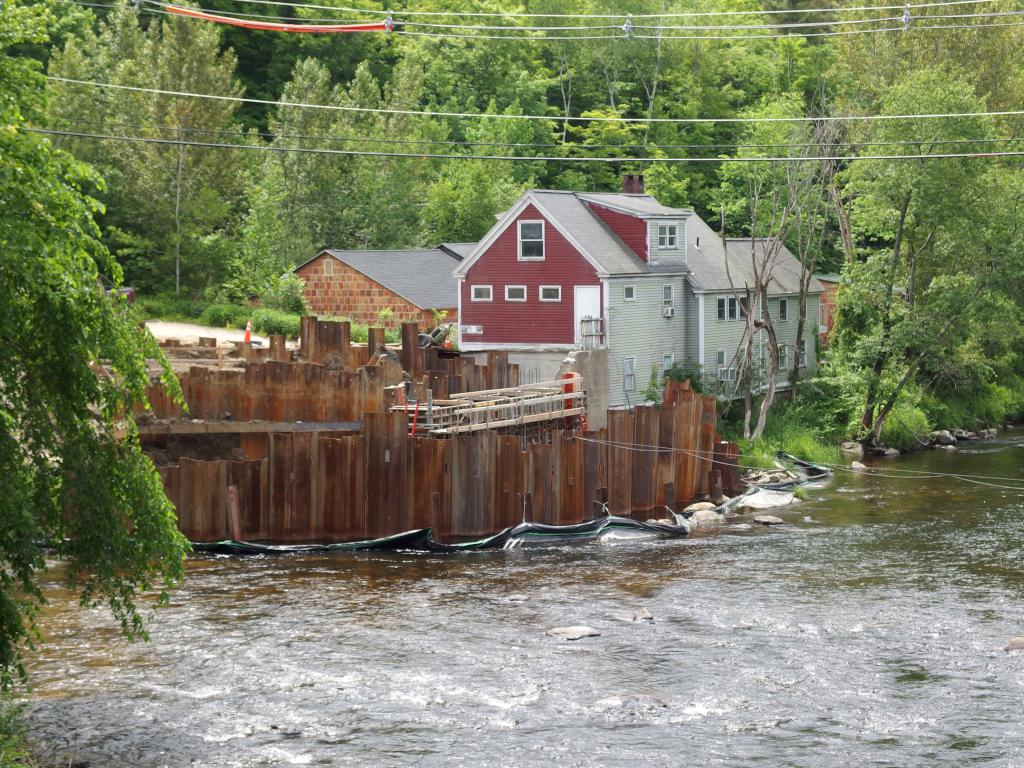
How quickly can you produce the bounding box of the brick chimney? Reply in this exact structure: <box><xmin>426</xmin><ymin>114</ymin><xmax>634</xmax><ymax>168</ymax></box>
<box><xmin>622</xmin><ymin>173</ymin><xmax>645</xmax><ymax>194</ymax></box>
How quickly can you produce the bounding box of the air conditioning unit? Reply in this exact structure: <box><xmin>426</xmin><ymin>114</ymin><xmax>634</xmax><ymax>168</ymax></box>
<box><xmin>662</xmin><ymin>305</ymin><xmax>675</xmax><ymax>318</ymax></box>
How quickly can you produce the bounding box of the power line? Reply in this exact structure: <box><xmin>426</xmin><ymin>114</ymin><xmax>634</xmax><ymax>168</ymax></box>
<box><xmin>51</xmin><ymin>116</ymin><xmax>1024</xmax><ymax>153</ymax></box>
<box><xmin>27</xmin><ymin>126</ymin><xmax>1024</xmax><ymax>162</ymax></box>
<box><xmin>46</xmin><ymin>76</ymin><xmax>1024</xmax><ymax>125</ymax></box>
<box><xmin>386</xmin><ymin>19</ymin><xmax>1024</xmax><ymax>41</ymax></box>
<box><xmin>140</xmin><ymin>0</ymin><xmax>1024</xmax><ymax>32</ymax></box>
<box><xmin>138</xmin><ymin>1</ymin><xmax>1024</xmax><ymax>40</ymax></box>
<box><xmin>179</xmin><ymin>0</ymin><xmax>1000</xmax><ymax>20</ymax></box>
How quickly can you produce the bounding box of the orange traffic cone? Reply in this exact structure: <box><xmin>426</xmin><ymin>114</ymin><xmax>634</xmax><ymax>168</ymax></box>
<box><xmin>243</xmin><ymin>319</ymin><xmax>252</xmax><ymax>345</ymax></box>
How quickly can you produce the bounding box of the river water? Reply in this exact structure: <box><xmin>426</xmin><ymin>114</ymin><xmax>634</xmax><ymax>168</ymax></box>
<box><xmin>25</xmin><ymin>434</ymin><xmax>1024</xmax><ymax>767</ymax></box>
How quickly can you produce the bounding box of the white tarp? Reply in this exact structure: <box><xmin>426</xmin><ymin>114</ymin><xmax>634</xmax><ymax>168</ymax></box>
<box><xmin>737</xmin><ymin>488</ymin><xmax>795</xmax><ymax>509</ymax></box>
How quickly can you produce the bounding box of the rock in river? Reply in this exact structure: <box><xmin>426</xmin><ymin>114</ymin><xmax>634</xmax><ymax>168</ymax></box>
<box><xmin>753</xmin><ymin>515</ymin><xmax>785</xmax><ymax>526</ymax></box>
<box><xmin>1004</xmin><ymin>636</ymin><xmax>1024</xmax><ymax>652</ymax></box>
<box><xmin>632</xmin><ymin>608</ymin><xmax>654</xmax><ymax>622</ymax></box>
<box><xmin>546</xmin><ymin>625</ymin><xmax>601</xmax><ymax>640</ymax></box>
<box><xmin>688</xmin><ymin>509</ymin><xmax>722</xmax><ymax>528</ymax></box>
<box><xmin>883</xmin><ymin>448</ymin><xmax>901</xmax><ymax>458</ymax></box>
<box><xmin>684</xmin><ymin>501</ymin><xmax>717</xmax><ymax>512</ymax></box>
<box><xmin>851</xmin><ymin>461</ymin><xmax>868</xmax><ymax>471</ymax></box>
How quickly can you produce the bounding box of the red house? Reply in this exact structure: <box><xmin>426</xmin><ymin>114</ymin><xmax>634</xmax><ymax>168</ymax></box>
<box><xmin>454</xmin><ymin>176</ymin><xmax>691</xmax><ymax>351</ymax></box>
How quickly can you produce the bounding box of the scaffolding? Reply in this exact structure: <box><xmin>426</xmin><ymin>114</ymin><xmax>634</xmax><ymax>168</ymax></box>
<box><xmin>394</xmin><ymin>374</ymin><xmax>586</xmax><ymax>436</ymax></box>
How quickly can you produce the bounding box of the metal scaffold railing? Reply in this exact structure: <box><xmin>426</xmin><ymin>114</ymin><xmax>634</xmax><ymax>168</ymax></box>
<box><xmin>393</xmin><ymin>374</ymin><xmax>586</xmax><ymax>435</ymax></box>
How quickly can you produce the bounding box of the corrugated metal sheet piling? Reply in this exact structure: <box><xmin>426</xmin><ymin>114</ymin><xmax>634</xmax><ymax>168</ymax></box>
<box><xmin>142</xmin><ymin>319</ymin><xmax>740</xmax><ymax>542</ymax></box>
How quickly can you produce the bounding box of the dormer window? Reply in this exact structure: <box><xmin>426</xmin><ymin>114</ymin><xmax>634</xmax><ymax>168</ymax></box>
<box><xmin>518</xmin><ymin>220</ymin><xmax>545</xmax><ymax>260</ymax></box>
<box><xmin>657</xmin><ymin>224</ymin><xmax>678</xmax><ymax>249</ymax></box>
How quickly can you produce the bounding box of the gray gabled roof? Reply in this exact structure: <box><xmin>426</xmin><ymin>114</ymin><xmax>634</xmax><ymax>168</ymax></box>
<box><xmin>530</xmin><ymin>191</ymin><xmax>652</xmax><ymax>275</ymax></box>
<box><xmin>685</xmin><ymin>231</ymin><xmax>823</xmax><ymax>295</ymax></box>
<box><xmin>313</xmin><ymin>248</ymin><xmax>461</xmax><ymax>309</ymax></box>
<box><xmin>578</xmin><ymin>192</ymin><xmax>694</xmax><ymax>218</ymax></box>
<box><xmin>437</xmin><ymin>242</ymin><xmax>475</xmax><ymax>259</ymax></box>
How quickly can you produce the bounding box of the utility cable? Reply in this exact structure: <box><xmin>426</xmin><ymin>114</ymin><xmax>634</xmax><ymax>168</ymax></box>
<box><xmin>154</xmin><ymin>0</ymin><xmax>1000</xmax><ymax>21</ymax></box>
<box><xmin>48</xmin><ymin>116</ymin><xmax>1024</xmax><ymax>152</ymax></box>
<box><xmin>45</xmin><ymin>76</ymin><xmax>1024</xmax><ymax>125</ymax></box>
<box><xmin>27</xmin><ymin>127</ymin><xmax>1024</xmax><ymax>162</ymax></box>
<box><xmin>573</xmin><ymin>434</ymin><xmax>1024</xmax><ymax>488</ymax></box>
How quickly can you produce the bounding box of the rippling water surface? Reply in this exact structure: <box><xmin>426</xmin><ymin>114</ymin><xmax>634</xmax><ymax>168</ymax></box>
<box><xmin>26</xmin><ymin>435</ymin><xmax>1024</xmax><ymax>766</ymax></box>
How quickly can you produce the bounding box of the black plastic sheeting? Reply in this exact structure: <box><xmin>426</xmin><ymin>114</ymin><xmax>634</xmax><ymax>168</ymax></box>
<box><xmin>752</xmin><ymin>451</ymin><xmax>835</xmax><ymax>490</ymax></box>
<box><xmin>192</xmin><ymin>515</ymin><xmax>690</xmax><ymax>556</ymax></box>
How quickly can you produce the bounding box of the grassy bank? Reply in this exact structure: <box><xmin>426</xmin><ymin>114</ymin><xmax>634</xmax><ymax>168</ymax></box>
<box><xmin>718</xmin><ymin>402</ymin><xmax>842</xmax><ymax>471</ymax></box>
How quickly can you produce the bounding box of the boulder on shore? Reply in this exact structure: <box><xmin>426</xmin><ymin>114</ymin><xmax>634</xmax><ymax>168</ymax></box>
<box><xmin>840</xmin><ymin>441</ymin><xmax>864</xmax><ymax>458</ymax></box>
<box><xmin>1004</xmin><ymin>636</ymin><xmax>1024</xmax><ymax>652</ymax></box>
<box><xmin>546</xmin><ymin>625</ymin><xmax>601</xmax><ymax>641</ymax></box>
<box><xmin>931</xmin><ymin>429</ymin><xmax>956</xmax><ymax>446</ymax></box>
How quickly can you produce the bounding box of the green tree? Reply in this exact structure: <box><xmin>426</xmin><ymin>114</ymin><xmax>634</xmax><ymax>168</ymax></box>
<box><xmin>47</xmin><ymin>2</ymin><xmax>246</xmax><ymax>295</ymax></box>
<box><xmin>0</xmin><ymin>0</ymin><xmax>187</xmax><ymax>687</ymax></box>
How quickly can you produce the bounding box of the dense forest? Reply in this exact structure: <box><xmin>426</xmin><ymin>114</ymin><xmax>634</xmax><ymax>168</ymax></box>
<box><xmin>25</xmin><ymin>0</ymin><xmax>1024</xmax><ymax>442</ymax></box>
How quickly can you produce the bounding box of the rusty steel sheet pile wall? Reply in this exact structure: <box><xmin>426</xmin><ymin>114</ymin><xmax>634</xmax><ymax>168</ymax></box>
<box><xmin>158</xmin><ymin>391</ymin><xmax>736</xmax><ymax>543</ymax></box>
<box><xmin>146</xmin><ymin>319</ymin><xmax>737</xmax><ymax>543</ymax></box>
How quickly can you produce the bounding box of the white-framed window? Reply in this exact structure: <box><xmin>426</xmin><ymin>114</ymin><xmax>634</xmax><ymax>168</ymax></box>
<box><xmin>662</xmin><ymin>353</ymin><xmax>674</xmax><ymax>374</ymax></box>
<box><xmin>779</xmin><ymin>344</ymin><xmax>789</xmax><ymax>369</ymax></box>
<box><xmin>663</xmin><ymin>284</ymin><xmax>674</xmax><ymax>307</ymax></box>
<box><xmin>819</xmin><ymin>301</ymin><xmax>828</xmax><ymax>327</ymax></box>
<box><xmin>716</xmin><ymin>350</ymin><xmax>737</xmax><ymax>382</ymax></box>
<box><xmin>717</xmin><ymin>296</ymin><xmax>739</xmax><ymax>321</ymax></box>
<box><xmin>323</xmin><ymin>258</ymin><xmax>334</xmax><ymax>276</ymax></box>
<box><xmin>799</xmin><ymin>339</ymin><xmax>808</xmax><ymax>368</ymax></box>
<box><xmin>539</xmin><ymin>285</ymin><xmax>562</xmax><ymax>302</ymax></box>
<box><xmin>471</xmin><ymin>285</ymin><xmax>492</xmax><ymax>302</ymax></box>
<box><xmin>623</xmin><ymin>357</ymin><xmax>637</xmax><ymax>391</ymax></box>
<box><xmin>778</xmin><ymin>298</ymin><xmax>788</xmax><ymax>321</ymax></box>
<box><xmin>657</xmin><ymin>224</ymin><xmax>678</xmax><ymax>249</ymax></box>
<box><xmin>504</xmin><ymin>285</ymin><xmax>527</xmax><ymax>302</ymax></box>
<box><xmin>517</xmin><ymin>220</ymin><xmax>545</xmax><ymax>260</ymax></box>
<box><xmin>623</xmin><ymin>285</ymin><xmax>635</xmax><ymax>302</ymax></box>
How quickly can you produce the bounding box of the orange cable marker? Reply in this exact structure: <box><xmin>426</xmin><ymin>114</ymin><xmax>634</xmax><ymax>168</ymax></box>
<box><xmin>162</xmin><ymin>3</ymin><xmax>391</xmax><ymax>33</ymax></box>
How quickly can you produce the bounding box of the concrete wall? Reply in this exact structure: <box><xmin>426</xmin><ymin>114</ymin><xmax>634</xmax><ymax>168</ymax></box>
<box><xmin>560</xmin><ymin>348</ymin><xmax>609</xmax><ymax>430</ymax></box>
<box><xmin>471</xmin><ymin>350</ymin><xmax>567</xmax><ymax>385</ymax></box>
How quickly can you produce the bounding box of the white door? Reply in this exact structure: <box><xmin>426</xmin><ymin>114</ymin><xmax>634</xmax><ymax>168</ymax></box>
<box><xmin>574</xmin><ymin>285</ymin><xmax>601</xmax><ymax>345</ymax></box>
